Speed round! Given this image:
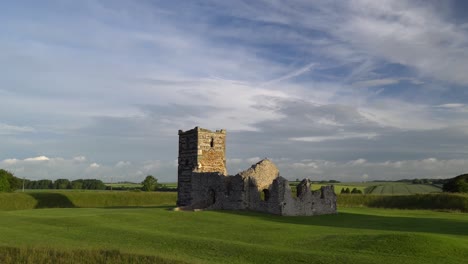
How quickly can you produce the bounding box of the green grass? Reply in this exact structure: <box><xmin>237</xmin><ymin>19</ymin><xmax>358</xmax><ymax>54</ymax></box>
<box><xmin>0</xmin><ymin>207</ymin><xmax>467</xmax><ymax>264</ymax></box>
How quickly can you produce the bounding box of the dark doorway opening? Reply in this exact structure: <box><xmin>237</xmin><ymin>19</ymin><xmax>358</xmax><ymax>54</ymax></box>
<box><xmin>261</xmin><ymin>189</ymin><xmax>270</xmax><ymax>201</ymax></box>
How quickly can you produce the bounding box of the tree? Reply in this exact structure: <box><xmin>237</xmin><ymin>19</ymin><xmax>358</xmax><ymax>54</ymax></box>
<box><xmin>71</xmin><ymin>180</ymin><xmax>84</xmax><ymax>189</ymax></box>
<box><xmin>54</xmin><ymin>179</ymin><xmax>71</xmax><ymax>189</ymax></box>
<box><xmin>0</xmin><ymin>175</ymin><xmax>10</xmax><ymax>192</ymax></box>
<box><xmin>36</xmin><ymin>179</ymin><xmax>53</xmax><ymax>189</ymax></box>
<box><xmin>81</xmin><ymin>179</ymin><xmax>106</xmax><ymax>190</ymax></box>
<box><xmin>141</xmin><ymin>175</ymin><xmax>158</xmax><ymax>191</ymax></box>
<box><xmin>443</xmin><ymin>174</ymin><xmax>468</xmax><ymax>193</ymax></box>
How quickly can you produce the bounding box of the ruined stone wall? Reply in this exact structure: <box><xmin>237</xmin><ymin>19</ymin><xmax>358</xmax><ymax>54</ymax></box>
<box><xmin>279</xmin><ymin>179</ymin><xmax>337</xmax><ymax>216</ymax></box>
<box><xmin>177</xmin><ymin>127</ymin><xmax>337</xmax><ymax>216</ymax></box>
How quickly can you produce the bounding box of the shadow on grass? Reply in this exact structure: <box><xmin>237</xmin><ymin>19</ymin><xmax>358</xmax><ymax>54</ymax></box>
<box><xmin>213</xmin><ymin>210</ymin><xmax>468</xmax><ymax>236</ymax></box>
<box><xmin>101</xmin><ymin>205</ymin><xmax>176</xmax><ymax>210</ymax></box>
<box><xmin>27</xmin><ymin>193</ymin><xmax>75</xmax><ymax>209</ymax></box>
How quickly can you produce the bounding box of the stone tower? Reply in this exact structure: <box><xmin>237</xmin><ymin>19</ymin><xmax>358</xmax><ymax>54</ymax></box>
<box><xmin>177</xmin><ymin>127</ymin><xmax>226</xmax><ymax>206</ymax></box>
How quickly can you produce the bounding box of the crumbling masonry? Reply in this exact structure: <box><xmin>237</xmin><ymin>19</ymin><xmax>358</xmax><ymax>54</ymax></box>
<box><xmin>177</xmin><ymin>127</ymin><xmax>337</xmax><ymax>216</ymax></box>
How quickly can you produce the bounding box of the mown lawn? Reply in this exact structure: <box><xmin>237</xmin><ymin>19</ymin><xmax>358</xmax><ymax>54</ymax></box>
<box><xmin>1</xmin><ymin>206</ymin><xmax>467</xmax><ymax>264</ymax></box>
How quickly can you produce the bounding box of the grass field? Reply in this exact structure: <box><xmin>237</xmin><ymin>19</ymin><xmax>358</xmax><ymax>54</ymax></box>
<box><xmin>0</xmin><ymin>206</ymin><xmax>467</xmax><ymax>264</ymax></box>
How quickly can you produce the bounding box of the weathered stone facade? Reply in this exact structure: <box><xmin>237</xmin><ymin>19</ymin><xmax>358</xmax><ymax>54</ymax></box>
<box><xmin>177</xmin><ymin>127</ymin><xmax>226</xmax><ymax>206</ymax></box>
<box><xmin>177</xmin><ymin>127</ymin><xmax>337</xmax><ymax>216</ymax></box>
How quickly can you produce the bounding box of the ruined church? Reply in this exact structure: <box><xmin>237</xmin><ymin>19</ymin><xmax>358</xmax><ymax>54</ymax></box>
<box><xmin>177</xmin><ymin>127</ymin><xmax>337</xmax><ymax>216</ymax></box>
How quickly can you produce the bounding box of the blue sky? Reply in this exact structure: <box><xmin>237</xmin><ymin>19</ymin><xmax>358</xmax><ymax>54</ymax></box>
<box><xmin>1</xmin><ymin>0</ymin><xmax>468</xmax><ymax>182</ymax></box>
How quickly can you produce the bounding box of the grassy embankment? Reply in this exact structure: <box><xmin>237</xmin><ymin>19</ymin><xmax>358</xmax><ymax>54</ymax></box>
<box><xmin>0</xmin><ymin>191</ymin><xmax>176</xmax><ymax>210</ymax></box>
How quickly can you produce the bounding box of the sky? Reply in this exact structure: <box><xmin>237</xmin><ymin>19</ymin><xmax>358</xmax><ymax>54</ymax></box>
<box><xmin>1</xmin><ymin>0</ymin><xmax>468</xmax><ymax>183</ymax></box>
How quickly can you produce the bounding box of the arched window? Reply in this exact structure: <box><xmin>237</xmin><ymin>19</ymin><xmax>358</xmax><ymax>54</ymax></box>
<box><xmin>210</xmin><ymin>137</ymin><xmax>215</xmax><ymax>148</ymax></box>
<box><xmin>208</xmin><ymin>189</ymin><xmax>216</xmax><ymax>205</ymax></box>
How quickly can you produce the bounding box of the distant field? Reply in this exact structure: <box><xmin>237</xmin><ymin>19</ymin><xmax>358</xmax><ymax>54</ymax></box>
<box><xmin>0</xmin><ymin>206</ymin><xmax>467</xmax><ymax>264</ymax></box>
<box><xmin>105</xmin><ymin>182</ymin><xmax>177</xmax><ymax>189</ymax></box>
<box><xmin>106</xmin><ymin>183</ymin><xmax>142</xmax><ymax>188</ymax></box>
<box><xmin>304</xmin><ymin>182</ymin><xmax>442</xmax><ymax>195</ymax></box>
<box><xmin>161</xmin><ymin>182</ymin><xmax>177</xmax><ymax>188</ymax></box>
<box><xmin>368</xmin><ymin>183</ymin><xmax>441</xmax><ymax>195</ymax></box>
<box><xmin>311</xmin><ymin>184</ymin><xmax>367</xmax><ymax>194</ymax></box>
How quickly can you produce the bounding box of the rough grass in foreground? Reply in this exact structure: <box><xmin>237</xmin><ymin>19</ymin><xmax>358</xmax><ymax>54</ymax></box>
<box><xmin>0</xmin><ymin>247</ymin><xmax>187</xmax><ymax>264</ymax></box>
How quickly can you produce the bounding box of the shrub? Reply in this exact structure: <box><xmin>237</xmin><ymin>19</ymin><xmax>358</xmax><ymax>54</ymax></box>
<box><xmin>0</xmin><ymin>170</ymin><xmax>21</xmax><ymax>191</ymax></box>
<box><xmin>443</xmin><ymin>174</ymin><xmax>468</xmax><ymax>193</ymax></box>
<box><xmin>141</xmin><ymin>175</ymin><xmax>158</xmax><ymax>191</ymax></box>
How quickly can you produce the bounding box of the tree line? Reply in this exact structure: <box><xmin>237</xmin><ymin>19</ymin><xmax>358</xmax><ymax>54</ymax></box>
<box><xmin>24</xmin><ymin>178</ymin><xmax>106</xmax><ymax>190</ymax></box>
<box><xmin>0</xmin><ymin>169</ymin><xmax>164</xmax><ymax>192</ymax></box>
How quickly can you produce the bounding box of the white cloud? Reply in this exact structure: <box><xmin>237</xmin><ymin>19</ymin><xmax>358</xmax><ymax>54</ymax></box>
<box><xmin>73</xmin><ymin>156</ymin><xmax>87</xmax><ymax>162</ymax></box>
<box><xmin>290</xmin><ymin>132</ymin><xmax>378</xmax><ymax>143</ymax></box>
<box><xmin>115</xmin><ymin>161</ymin><xmax>131</xmax><ymax>167</ymax></box>
<box><xmin>348</xmin><ymin>159</ymin><xmax>367</xmax><ymax>166</ymax></box>
<box><xmin>0</xmin><ymin>123</ymin><xmax>35</xmax><ymax>135</ymax></box>
<box><xmin>246</xmin><ymin>157</ymin><xmax>262</xmax><ymax>164</ymax></box>
<box><xmin>2</xmin><ymin>158</ymin><xmax>19</xmax><ymax>165</ymax></box>
<box><xmin>277</xmin><ymin>157</ymin><xmax>468</xmax><ymax>181</ymax></box>
<box><xmin>24</xmin><ymin>156</ymin><xmax>50</xmax><ymax>162</ymax></box>
<box><xmin>89</xmin><ymin>163</ymin><xmax>100</xmax><ymax>168</ymax></box>
<box><xmin>437</xmin><ymin>104</ymin><xmax>465</xmax><ymax>109</ymax></box>
<box><xmin>262</xmin><ymin>62</ymin><xmax>316</xmax><ymax>86</ymax></box>
<box><xmin>352</xmin><ymin>78</ymin><xmax>401</xmax><ymax>88</ymax></box>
